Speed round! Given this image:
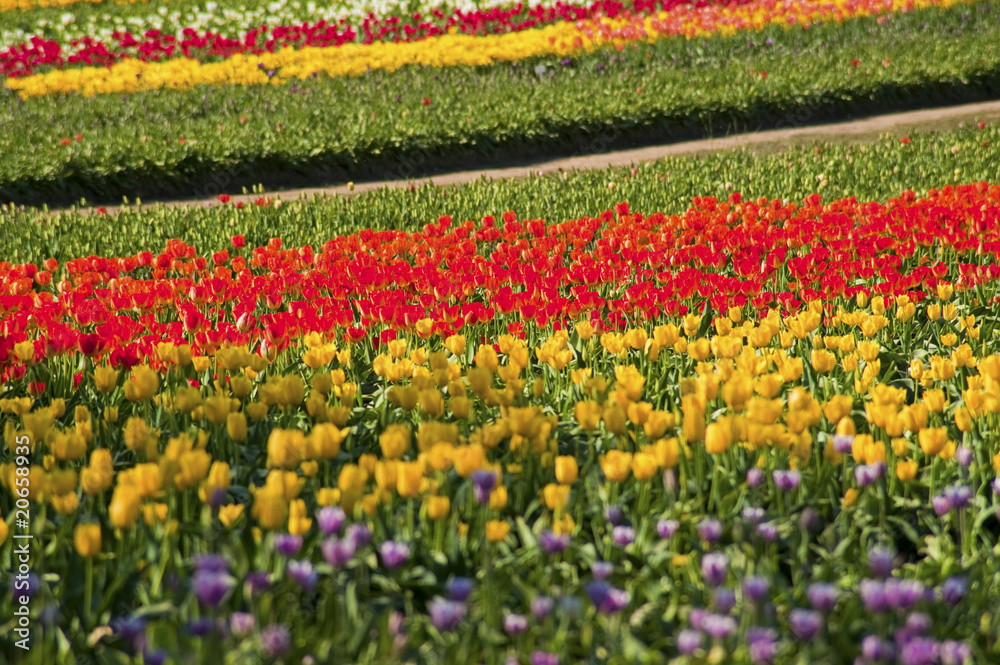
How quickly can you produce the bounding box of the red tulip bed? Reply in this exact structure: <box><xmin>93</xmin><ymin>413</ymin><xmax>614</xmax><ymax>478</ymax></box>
<box><xmin>2</xmin><ymin>159</ymin><xmax>1000</xmax><ymax>662</ymax></box>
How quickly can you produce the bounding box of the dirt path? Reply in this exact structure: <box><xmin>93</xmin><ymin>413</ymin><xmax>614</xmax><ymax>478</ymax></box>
<box><xmin>90</xmin><ymin>99</ymin><xmax>1000</xmax><ymax>214</ymax></box>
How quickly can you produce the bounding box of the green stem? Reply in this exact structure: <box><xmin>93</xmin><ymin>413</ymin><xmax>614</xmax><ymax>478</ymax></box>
<box><xmin>84</xmin><ymin>557</ymin><xmax>94</xmax><ymax>628</ymax></box>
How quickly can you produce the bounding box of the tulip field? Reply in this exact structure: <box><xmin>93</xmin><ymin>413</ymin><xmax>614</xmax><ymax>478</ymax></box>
<box><xmin>4</xmin><ymin>0</ymin><xmax>1000</xmax><ymax>205</ymax></box>
<box><xmin>3</xmin><ymin>0</ymin><xmax>1000</xmax><ymax>663</ymax></box>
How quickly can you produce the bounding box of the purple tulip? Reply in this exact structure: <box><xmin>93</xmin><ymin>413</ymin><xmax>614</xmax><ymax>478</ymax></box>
<box><xmin>471</xmin><ymin>469</ymin><xmax>497</xmax><ymax>505</ymax></box>
<box><xmin>604</xmin><ymin>506</ymin><xmax>624</xmax><ymax>526</ymax></box>
<box><xmin>886</xmin><ymin>579</ymin><xmax>925</xmax><ymax>611</ymax></box>
<box><xmin>862</xmin><ymin>635</ymin><xmax>896</xmax><ymax>663</ymax></box>
<box><xmin>689</xmin><ymin>608</ymin><xmax>709</xmax><ymax>631</ymax></box>
<box><xmin>941</xmin><ymin>577</ymin><xmax>967</xmax><ymax>606</ymax></box>
<box><xmin>612</xmin><ymin>525</ymin><xmax>635</xmax><ymax>547</ymax></box>
<box><xmin>701</xmin><ymin>553</ymin><xmax>728</xmax><ymax>587</ymax></box>
<box><xmin>287</xmin><ymin>560</ymin><xmax>318</xmax><ymax>591</ymax></box>
<box><xmin>601</xmin><ymin>588</ymin><xmax>631</xmax><ymax>614</ymax></box>
<box><xmin>756</xmin><ymin>522</ymin><xmax>778</xmax><ymax>543</ymax></box>
<box><xmin>388</xmin><ymin>611</ymin><xmax>404</xmax><ymax>637</ymax></box>
<box><xmin>503</xmin><ymin>613</ymin><xmax>528</xmax><ymax>636</ymax></box>
<box><xmin>529</xmin><ymin>652</ymin><xmax>559</xmax><ymax>665</ymax></box>
<box><xmin>260</xmin><ymin>624</ymin><xmax>291</xmax><ymax>660</ymax></box>
<box><xmin>444</xmin><ymin>577</ymin><xmax>474</xmax><ymax>602</ymax></box>
<box><xmin>900</xmin><ymin>637</ymin><xmax>938</xmax><ymax>665</ymax></box>
<box><xmin>742</xmin><ymin>576</ymin><xmax>770</xmax><ymax>604</ymax></box>
<box><xmin>428</xmin><ymin>597</ymin><xmax>466</xmax><ymax>632</ymax></box>
<box><xmin>539</xmin><ymin>530</ymin><xmax>570</xmax><ymax>555</ymax></box>
<box><xmin>747</xmin><ymin>627</ymin><xmax>778</xmax><ymax>664</ymax></box>
<box><xmin>773</xmin><ymin>469</ymin><xmax>801</xmax><ymax>492</ymax></box>
<box><xmin>656</xmin><ymin>519</ymin><xmax>679</xmax><ymax>539</ymax></box>
<box><xmin>697</xmin><ymin>518</ymin><xmax>722</xmax><ymax>544</ymax></box>
<box><xmin>944</xmin><ymin>484</ymin><xmax>972</xmax><ymax>510</ymax></box>
<box><xmin>193</xmin><ymin>571</ymin><xmax>233</xmax><ymax>608</ymax></box>
<box><xmin>321</xmin><ymin>537</ymin><xmax>356</xmax><ymax>568</ymax></box>
<box><xmin>702</xmin><ymin>613</ymin><xmax>737</xmax><ymax>640</ymax></box>
<box><xmin>591</xmin><ymin>561</ymin><xmax>614</xmax><ymax>580</ymax></box>
<box><xmin>832</xmin><ymin>434</ymin><xmax>855</xmax><ymax>454</ymax></box>
<box><xmin>747</xmin><ymin>467</ymin><xmax>764</xmax><ymax>487</ymax></box>
<box><xmin>379</xmin><ymin>541</ymin><xmax>410</xmax><ymax>569</ymax></box>
<box><xmin>230</xmin><ymin>612</ymin><xmax>255</xmax><ymax>639</ymax></box>
<box><xmin>244</xmin><ymin>571</ymin><xmax>271</xmax><ymax>595</ymax></box>
<box><xmin>932</xmin><ymin>495</ymin><xmax>952</xmax><ymax>516</ymax></box>
<box><xmin>868</xmin><ymin>546</ymin><xmax>896</xmax><ymax>578</ymax></box>
<box><xmin>586</xmin><ymin>581</ymin><xmax>609</xmax><ymax>608</ymax></box>
<box><xmin>586</xmin><ymin>579</ymin><xmax>630</xmax><ymax>613</ymax></box>
<box><xmin>194</xmin><ymin>554</ymin><xmax>228</xmax><ymax>574</ymax></box>
<box><xmin>799</xmin><ymin>507</ymin><xmax>822</xmax><ymax>533</ymax></box>
<box><xmin>955</xmin><ymin>446</ymin><xmax>973</xmax><ymax>467</ymax></box>
<box><xmin>274</xmin><ymin>534</ymin><xmax>303</xmax><ymax>557</ymax></box>
<box><xmin>346</xmin><ymin>523</ymin><xmax>372</xmax><ymax>548</ymax></box>
<box><xmin>316</xmin><ymin>506</ymin><xmax>346</xmax><ymax>535</ymax></box>
<box><xmin>940</xmin><ymin>640</ymin><xmax>972</xmax><ymax>665</ymax></box>
<box><xmin>114</xmin><ymin>616</ymin><xmax>146</xmax><ymax>642</ymax></box>
<box><xmin>860</xmin><ymin>579</ymin><xmax>888</xmax><ymax>613</ymax></box>
<box><xmin>663</xmin><ymin>469</ymin><xmax>677</xmax><ymax>492</ymax></box>
<box><xmin>905</xmin><ymin>613</ymin><xmax>931</xmax><ymax>635</ymax></box>
<box><xmin>144</xmin><ymin>649</ymin><xmax>167</xmax><ymax>665</ymax></box>
<box><xmin>187</xmin><ymin>617</ymin><xmax>216</xmax><ymax>637</ymax></box>
<box><xmin>789</xmin><ymin>609</ymin><xmax>823</xmax><ymax>640</ymax></box>
<box><xmin>855</xmin><ymin>464</ymin><xmax>881</xmax><ymax>486</ymax></box>
<box><xmin>531</xmin><ymin>595</ymin><xmax>554</xmax><ymax>620</ymax></box>
<box><xmin>677</xmin><ymin>629</ymin><xmax>703</xmax><ymax>654</ymax></box>
<box><xmin>895</xmin><ymin>625</ymin><xmax>919</xmax><ymax>650</ymax></box>
<box><xmin>807</xmin><ymin>583</ymin><xmax>839</xmax><ymax>612</ymax></box>
<box><xmin>713</xmin><ymin>588</ymin><xmax>736</xmax><ymax>614</ymax></box>
<box><xmin>742</xmin><ymin>506</ymin><xmax>765</xmax><ymax>524</ymax></box>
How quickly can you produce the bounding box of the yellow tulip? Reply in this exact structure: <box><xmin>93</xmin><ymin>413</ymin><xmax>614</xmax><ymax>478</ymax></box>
<box><xmin>486</xmin><ymin>520</ymin><xmax>511</xmax><ymax>543</ymax></box>
<box><xmin>810</xmin><ymin>349</ymin><xmax>837</xmax><ymax>373</ymax></box>
<box><xmin>199</xmin><ymin>461</ymin><xmax>231</xmax><ymax>504</ymax></box>
<box><xmin>73</xmin><ymin>524</ymin><xmax>101</xmax><ymax>558</ymax></box>
<box><xmin>542</xmin><ymin>483</ymin><xmax>571</xmax><ymax>511</ymax></box>
<box><xmin>574</xmin><ymin>401</ymin><xmax>602</xmax><ymax>431</ymax></box>
<box><xmin>93</xmin><ymin>366</ymin><xmax>119</xmax><ymax>393</ymax></box>
<box><xmin>653</xmin><ymin>438</ymin><xmax>680</xmax><ymax>468</ymax></box>
<box><xmin>109</xmin><ymin>485</ymin><xmax>141</xmax><ymax>530</ymax></box>
<box><xmin>631</xmin><ymin>452</ymin><xmax>659</xmax><ymax>481</ymax></box>
<box><xmin>555</xmin><ymin>456</ymin><xmax>578</xmax><ymax>485</ymax></box>
<box><xmin>452</xmin><ymin>445</ymin><xmax>485</xmax><ymax>478</ymax></box>
<box><xmin>895</xmin><ymin>460</ymin><xmax>918</xmax><ymax>482</ymax></box>
<box><xmin>124</xmin><ymin>366</ymin><xmax>160</xmax><ymax>402</ymax></box>
<box><xmin>489</xmin><ymin>486</ymin><xmax>508</xmax><ymax>510</ymax></box>
<box><xmin>267</xmin><ymin>429</ymin><xmax>305</xmax><ymax>469</ymax></box>
<box><xmin>427</xmin><ymin>496</ymin><xmax>451</xmax><ymax>521</ymax></box>
<box><xmin>705</xmin><ymin>418</ymin><xmax>732</xmax><ymax>455</ymax></box>
<box><xmin>379</xmin><ymin>424</ymin><xmax>411</xmax><ymax>459</ymax></box>
<box><xmin>600</xmin><ymin>450</ymin><xmax>632</xmax><ymax>483</ymax></box>
<box><xmin>288</xmin><ymin>499</ymin><xmax>312</xmax><ymax>535</ymax></box>
<box><xmin>918</xmin><ymin>427</ymin><xmax>948</xmax><ymax>456</ymax></box>
<box><xmin>219</xmin><ymin>504</ymin><xmax>245</xmax><ymax>527</ymax></box>
<box><xmin>396</xmin><ymin>461</ymin><xmax>424</xmax><ymax>498</ymax></box>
